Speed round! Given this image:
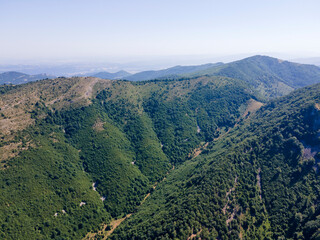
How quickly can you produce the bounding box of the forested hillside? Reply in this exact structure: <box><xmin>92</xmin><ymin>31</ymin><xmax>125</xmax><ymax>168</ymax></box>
<box><xmin>0</xmin><ymin>56</ymin><xmax>320</xmax><ymax>240</ymax></box>
<box><xmin>0</xmin><ymin>73</ymin><xmax>259</xmax><ymax>239</ymax></box>
<box><xmin>189</xmin><ymin>55</ymin><xmax>320</xmax><ymax>99</ymax></box>
<box><xmin>111</xmin><ymin>83</ymin><xmax>320</xmax><ymax>240</ymax></box>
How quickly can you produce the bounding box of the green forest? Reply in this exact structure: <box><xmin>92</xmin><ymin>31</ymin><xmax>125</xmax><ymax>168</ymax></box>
<box><xmin>0</xmin><ymin>56</ymin><xmax>320</xmax><ymax>239</ymax></box>
<box><xmin>111</xmin><ymin>83</ymin><xmax>320</xmax><ymax>240</ymax></box>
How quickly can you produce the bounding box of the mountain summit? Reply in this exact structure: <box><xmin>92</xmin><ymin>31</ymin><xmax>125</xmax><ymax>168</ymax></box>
<box><xmin>189</xmin><ymin>55</ymin><xmax>320</xmax><ymax>98</ymax></box>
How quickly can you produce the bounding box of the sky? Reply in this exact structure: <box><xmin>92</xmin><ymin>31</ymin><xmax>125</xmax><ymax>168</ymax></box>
<box><xmin>1</xmin><ymin>0</ymin><xmax>320</xmax><ymax>65</ymax></box>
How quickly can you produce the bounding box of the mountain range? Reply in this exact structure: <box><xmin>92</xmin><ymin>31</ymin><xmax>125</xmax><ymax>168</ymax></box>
<box><xmin>3</xmin><ymin>56</ymin><xmax>320</xmax><ymax>100</ymax></box>
<box><xmin>80</xmin><ymin>63</ymin><xmax>223</xmax><ymax>81</ymax></box>
<box><xmin>121</xmin><ymin>62</ymin><xmax>223</xmax><ymax>81</ymax></box>
<box><xmin>1</xmin><ymin>63</ymin><xmax>222</xmax><ymax>84</ymax></box>
<box><xmin>0</xmin><ymin>55</ymin><xmax>319</xmax><ymax>239</ymax></box>
<box><xmin>0</xmin><ymin>71</ymin><xmax>55</xmax><ymax>85</ymax></box>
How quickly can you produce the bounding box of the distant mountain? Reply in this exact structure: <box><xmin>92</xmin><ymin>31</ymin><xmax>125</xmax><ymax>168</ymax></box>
<box><xmin>90</xmin><ymin>70</ymin><xmax>131</xmax><ymax>79</ymax></box>
<box><xmin>189</xmin><ymin>55</ymin><xmax>320</xmax><ymax>99</ymax></box>
<box><xmin>0</xmin><ymin>71</ymin><xmax>55</xmax><ymax>85</ymax></box>
<box><xmin>0</xmin><ymin>63</ymin><xmax>129</xmax><ymax>77</ymax></box>
<box><xmin>124</xmin><ymin>63</ymin><xmax>223</xmax><ymax>81</ymax></box>
<box><xmin>121</xmin><ymin>56</ymin><xmax>320</xmax><ymax>100</ymax></box>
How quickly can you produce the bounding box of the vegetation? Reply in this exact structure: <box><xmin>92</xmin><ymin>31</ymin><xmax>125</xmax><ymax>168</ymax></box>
<box><xmin>90</xmin><ymin>70</ymin><xmax>131</xmax><ymax>80</ymax></box>
<box><xmin>0</xmin><ymin>71</ymin><xmax>54</xmax><ymax>85</ymax></box>
<box><xmin>0</xmin><ymin>56</ymin><xmax>320</xmax><ymax>239</ymax></box>
<box><xmin>189</xmin><ymin>55</ymin><xmax>320</xmax><ymax>99</ymax></box>
<box><xmin>111</xmin><ymin>83</ymin><xmax>320</xmax><ymax>240</ymax></box>
<box><xmin>0</xmin><ymin>72</ymin><xmax>256</xmax><ymax>239</ymax></box>
<box><xmin>0</xmin><ymin>124</ymin><xmax>110</xmax><ymax>239</ymax></box>
<box><xmin>124</xmin><ymin>63</ymin><xmax>222</xmax><ymax>81</ymax></box>
<box><xmin>0</xmin><ymin>84</ymin><xmax>17</xmax><ymax>94</ymax></box>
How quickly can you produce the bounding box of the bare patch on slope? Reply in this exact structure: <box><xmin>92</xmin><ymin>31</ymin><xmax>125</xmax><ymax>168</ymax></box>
<box><xmin>0</xmin><ymin>77</ymin><xmax>111</xmax><ymax>162</ymax></box>
<box><xmin>257</xmin><ymin>168</ymin><xmax>262</xmax><ymax>200</ymax></box>
<box><xmin>187</xmin><ymin>229</ymin><xmax>202</xmax><ymax>240</ymax></box>
<box><xmin>223</xmin><ymin>176</ymin><xmax>238</xmax><ymax>227</ymax></box>
<box><xmin>93</xmin><ymin>119</ymin><xmax>105</xmax><ymax>132</ymax></box>
<box><xmin>189</xmin><ymin>142</ymin><xmax>209</xmax><ymax>159</ymax></box>
<box><xmin>242</xmin><ymin>99</ymin><xmax>264</xmax><ymax>118</ymax></box>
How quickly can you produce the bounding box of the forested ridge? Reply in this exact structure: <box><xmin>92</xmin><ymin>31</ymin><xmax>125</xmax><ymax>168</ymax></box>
<box><xmin>0</xmin><ymin>74</ymin><xmax>255</xmax><ymax>239</ymax></box>
<box><xmin>188</xmin><ymin>55</ymin><xmax>320</xmax><ymax>99</ymax></box>
<box><xmin>0</xmin><ymin>56</ymin><xmax>320</xmax><ymax>239</ymax></box>
<box><xmin>111</xmin><ymin>83</ymin><xmax>320</xmax><ymax>240</ymax></box>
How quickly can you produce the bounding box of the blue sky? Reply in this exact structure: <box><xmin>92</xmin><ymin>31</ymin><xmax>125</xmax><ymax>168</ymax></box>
<box><xmin>1</xmin><ymin>0</ymin><xmax>320</xmax><ymax>64</ymax></box>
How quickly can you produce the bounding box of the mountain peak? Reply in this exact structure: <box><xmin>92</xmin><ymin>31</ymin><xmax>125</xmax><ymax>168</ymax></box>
<box><xmin>241</xmin><ymin>55</ymin><xmax>283</xmax><ymax>62</ymax></box>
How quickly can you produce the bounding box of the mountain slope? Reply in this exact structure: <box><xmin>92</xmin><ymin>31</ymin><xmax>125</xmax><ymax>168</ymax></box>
<box><xmin>124</xmin><ymin>63</ymin><xmax>223</xmax><ymax>81</ymax></box>
<box><xmin>0</xmin><ymin>74</ymin><xmax>258</xmax><ymax>239</ymax></box>
<box><xmin>1</xmin><ymin>56</ymin><xmax>320</xmax><ymax>239</ymax></box>
<box><xmin>90</xmin><ymin>70</ymin><xmax>131</xmax><ymax>79</ymax></box>
<box><xmin>190</xmin><ymin>55</ymin><xmax>320</xmax><ymax>99</ymax></box>
<box><xmin>111</xmin><ymin>83</ymin><xmax>320</xmax><ymax>239</ymax></box>
<box><xmin>0</xmin><ymin>71</ymin><xmax>55</xmax><ymax>85</ymax></box>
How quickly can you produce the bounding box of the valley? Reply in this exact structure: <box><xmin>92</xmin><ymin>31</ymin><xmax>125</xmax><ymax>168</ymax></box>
<box><xmin>0</xmin><ymin>56</ymin><xmax>320</xmax><ymax>239</ymax></box>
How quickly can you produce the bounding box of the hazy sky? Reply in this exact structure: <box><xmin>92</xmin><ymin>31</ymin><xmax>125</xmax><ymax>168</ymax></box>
<box><xmin>1</xmin><ymin>0</ymin><xmax>320</xmax><ymax>64</ymax></box>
